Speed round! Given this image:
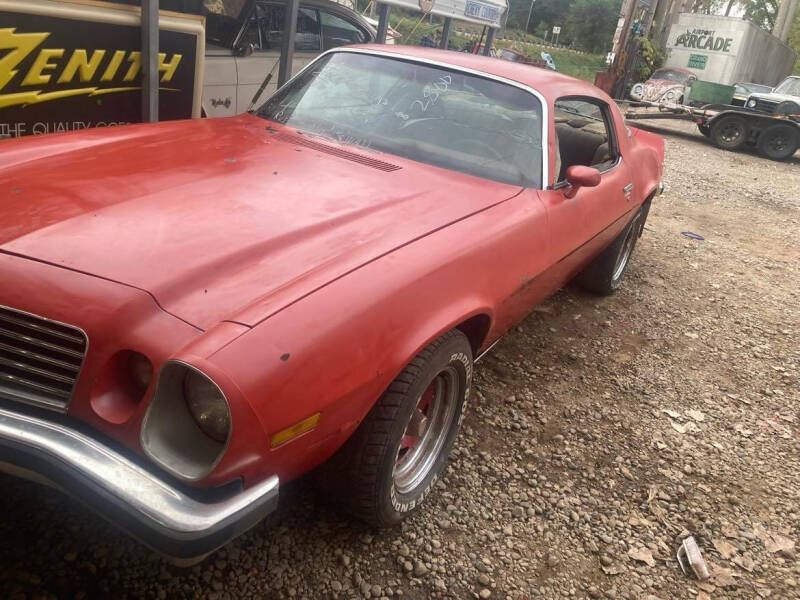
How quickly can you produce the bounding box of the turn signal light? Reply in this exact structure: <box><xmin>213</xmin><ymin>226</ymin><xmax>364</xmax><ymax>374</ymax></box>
<box><xmin>270</xmin><ymin>413</ymin><xmax>321</xmax><ymax>448</ymax></box>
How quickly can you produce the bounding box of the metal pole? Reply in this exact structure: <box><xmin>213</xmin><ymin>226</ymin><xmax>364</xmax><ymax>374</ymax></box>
<box><xmin>277</xmin><ymin>0</ymin><xmax>298</xmax><ymax>86</ymax></box>
<box><xmin>439</xmin><ymin>17</ymin><xmax>452</xmax><ymax>49</ymax></box>
<box><xmin>483</xmin><ymin>27</ymin><xmax>495</xmax><ymax>55</ymax></box>
<box><xmin>525</xmin><ymin>0</ymin><xmax>535</xmax><ymax>33</ymax></box>
<box><xmin>141</xmin><ymin>0</ymin><xmax>158</xmax><ymax>122</ymax></box>
<box><xmin>376</xmin><ymin>3</ymin><xmax>390</xmax><ymax>44</ymax></box>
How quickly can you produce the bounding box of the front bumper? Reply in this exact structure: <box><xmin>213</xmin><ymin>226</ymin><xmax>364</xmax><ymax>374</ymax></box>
<box><xmin>0</xmin><ymin>406</ymin><xmax>278</xmax><ymax>563</ymax></box>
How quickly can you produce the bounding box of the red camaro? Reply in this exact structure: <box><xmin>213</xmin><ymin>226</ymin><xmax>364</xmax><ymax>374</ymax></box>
<box><xmin>0</xmin><ymin>45</ymin><xmax>664</xmax><ymax>561</ymax></box>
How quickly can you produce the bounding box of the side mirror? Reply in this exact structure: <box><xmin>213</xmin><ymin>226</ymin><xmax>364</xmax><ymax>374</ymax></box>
<box><xmin>563</xmin><ymin>165</ymin><xmax>601</xmax><ymax>199</ymax></box>
<box><xmin>234</xmin><ymin>43</ymin><xmax>255</xmax><ymax>57</ymax></box>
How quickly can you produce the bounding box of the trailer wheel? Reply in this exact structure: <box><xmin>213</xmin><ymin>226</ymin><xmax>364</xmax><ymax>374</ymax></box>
<box><xmin>710</xmin><ymin>115</ymin><xmax>748</xmax><ymax>151</ymax></box>
<box><xmin>757</xmin><ymin>124</ymin><xmax>799</xmax><ymax>161</ymax></box>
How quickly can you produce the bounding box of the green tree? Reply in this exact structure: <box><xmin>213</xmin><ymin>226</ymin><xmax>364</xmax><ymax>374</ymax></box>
<box><xmin>565</xmin><ymin>0</ymin><xmax>622</xmax><ymax>52</ymax></box>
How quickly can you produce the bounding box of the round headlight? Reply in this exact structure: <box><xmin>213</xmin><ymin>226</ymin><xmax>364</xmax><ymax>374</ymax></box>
<box><xmin>184</xmin><ymin>370</ymin><xmax>230</xmax><ymax>443</ymax></box>
<box><xmin>747</xmin><ymin>98</ymin><xmax>757</xmax><ymax>108</ymax></box>
<box><xmin>665</xmin><ymin>90</ymin><xmax>675</xmax><ymax>100</ymax></box>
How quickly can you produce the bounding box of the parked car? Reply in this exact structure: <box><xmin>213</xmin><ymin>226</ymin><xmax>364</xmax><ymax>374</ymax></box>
<box><xmin>744</xmin><ymin>75</ymin><xmax>800</xmax><ymax>115</ymax></box>
<box><xmin>731</xmin><ymin>82</ymin><xmax>771</xmax><ymax>106</ymax></box>
<box><xmin>496</xmin><ymin>47</ymin><xmax>552</xmax><ymax>70</ymax></box>
<box><xmin>629</xmin><ymin>67</ymin><xmax>697</xmax><ymax>104</ymax></box>
<box><xmin>202</xmin><ymin>0</ymin><xmax>376</xmax><ymax>116</ymax></box>
<box><xmin>0</xmin><ymin>44</ymin><xmax>665</xmax><ymax>562</ymax></box>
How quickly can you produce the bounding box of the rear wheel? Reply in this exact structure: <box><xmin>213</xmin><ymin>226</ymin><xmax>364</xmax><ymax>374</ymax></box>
<box><xmin>757</xmin><ymin>124</ymin><xmax>799</xmax><ymax>161</ymax></box>
<box><xmin>710</xmin><ymin>115</ymin><xmax>748</xmax><ymax>150</ymax></box>
<box><xmin>576</xmin><ymin>209</ymin><xmax>643</xmax><ymax>296</ymax></box>
<box><xmin>319</xmin><ymin>330</ymin><xmax>472</xmax><ymax>527</ymax></box>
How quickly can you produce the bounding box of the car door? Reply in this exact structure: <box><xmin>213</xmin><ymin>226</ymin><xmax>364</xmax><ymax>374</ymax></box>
<box><xmin>537</xmin><ymin>97</ymin><xmax>633</xmax><ymax>286</ymax></box>
<box><xmin>234</xmin><ymin>2</ymin><xmax>323</xmax><ymax>113</ymax></box>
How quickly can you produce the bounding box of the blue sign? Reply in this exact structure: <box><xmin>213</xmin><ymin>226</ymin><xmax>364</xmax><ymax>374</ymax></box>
<box><xmin>465</xmin><ymin>1</ymin><xmax>501</xmax><ymax>23</ymax></box>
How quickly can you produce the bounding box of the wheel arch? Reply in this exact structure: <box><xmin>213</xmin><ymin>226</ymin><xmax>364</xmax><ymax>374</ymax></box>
<box><xmin>454</xmin><ymin>313</ymin><xmax>492</xmax><ymax>357</ymax></box>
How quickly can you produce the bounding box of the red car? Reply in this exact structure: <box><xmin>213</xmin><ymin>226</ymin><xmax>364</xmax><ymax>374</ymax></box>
<box><xmin>0</xmin><ymin>44</ymin><xmax>664</xmax><ymax>562</ymax></box>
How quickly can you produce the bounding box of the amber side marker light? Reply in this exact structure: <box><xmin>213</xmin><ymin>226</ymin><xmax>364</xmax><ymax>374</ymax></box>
<box><xmin>270</xmin><ymin>413</ymin><xmax>321</xmax><ymax>448</ymax></box>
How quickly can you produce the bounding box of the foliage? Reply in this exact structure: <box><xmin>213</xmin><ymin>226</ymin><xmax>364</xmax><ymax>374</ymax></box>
<box><xmin>565</xmin><ymin>0</ymin><xmax>622</xmax><ymax>53</ymax></box>
<box><xmin>505</xmin><ymin>0</ymin><xmax>621</xmax><ymax>52</ymax></box>
<box><xmin>740</xmin><ymin>0</ymin><xmax>779</xmax><ymax>29</ymax></box>
<box><xmin>632</xmin><ymin>36</ymin><xmax>665</xmax><ymax>81</ymax></box>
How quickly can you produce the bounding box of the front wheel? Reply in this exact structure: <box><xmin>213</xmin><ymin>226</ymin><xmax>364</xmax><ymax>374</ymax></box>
<box><xmin>319</xmin><ymin>330</ymin><xmax>472</xmax><ymax>527</ymax></box>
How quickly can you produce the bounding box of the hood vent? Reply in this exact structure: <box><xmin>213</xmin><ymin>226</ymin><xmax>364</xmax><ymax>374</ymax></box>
<box><xmin>273</xmin><ymin>132</ymin><xmax>402</xmax><ymax>172</ymax></box>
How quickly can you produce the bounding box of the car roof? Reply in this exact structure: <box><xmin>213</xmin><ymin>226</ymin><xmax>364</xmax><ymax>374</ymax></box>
<box><xmin>343</xmin><ymin>44</ymin><xmax>608</xmax><ymax>105</ymax></box>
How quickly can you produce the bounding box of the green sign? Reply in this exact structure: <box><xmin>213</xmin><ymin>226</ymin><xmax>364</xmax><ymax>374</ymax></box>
<box><xmin>688</xmin><ymin>54</ymin><xmax>708</xmax><ymax>69</ymax></box>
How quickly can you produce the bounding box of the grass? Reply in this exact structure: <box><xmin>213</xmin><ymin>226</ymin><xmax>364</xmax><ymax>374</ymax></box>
<box><xmin>382</xmin><ymin>11</ymin><xmax>606</xmax><ymax>82</ymax></box>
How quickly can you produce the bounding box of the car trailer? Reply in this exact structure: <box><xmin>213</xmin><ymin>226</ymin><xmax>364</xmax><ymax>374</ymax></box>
<box><xmin>622</xmin><ymin>100</ymin><xmax>800</xmax><ymax>161</ymax></box>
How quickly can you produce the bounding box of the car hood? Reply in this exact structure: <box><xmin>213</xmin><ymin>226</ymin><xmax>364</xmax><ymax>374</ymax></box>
<box><xmin>0</xmin><ymin>115</ymin><xmax>521</xmax><ymax>330</ymax></box>
<box><xmin>750</xmin><ymin>92</ymin><xmax>800</xmax><ymax>103</ymax></box>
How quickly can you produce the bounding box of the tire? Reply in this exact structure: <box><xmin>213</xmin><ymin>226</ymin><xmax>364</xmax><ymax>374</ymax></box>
<box><xmin>710</xmin><ymin>115</ymin><xmax>748</xmax><ymax>150</ymax></box>
<box><xmin>757</xmin><ymin>124</ymin><xmax>799</xmax><ymax>161</ymax></box>
<box><xmin>576</xmin><ymin>208</ymin><xmax>643</xmax><ymax>296</ymax></box>
<box><xmin>318</xmin><ymin>330</ymin><xmax>472</xmax><ymax>527</ymax></box>
<box><xmin>698</xmin><ymin>123</ymin><xmax>710</xmax><ymax>137</ymax></box>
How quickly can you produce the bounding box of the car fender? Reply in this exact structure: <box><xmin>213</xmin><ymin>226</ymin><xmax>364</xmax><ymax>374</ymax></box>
<box><xmin>200</xmin><ymin>197</ymin><xmax>557</xmax><ymax>487</ymax></box>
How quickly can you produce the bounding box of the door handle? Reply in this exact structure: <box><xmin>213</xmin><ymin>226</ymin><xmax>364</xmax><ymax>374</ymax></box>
<box><xmin>623</xmin><ymin>183</ymin><xmax>633</xmax><ymax>193</ymax></box>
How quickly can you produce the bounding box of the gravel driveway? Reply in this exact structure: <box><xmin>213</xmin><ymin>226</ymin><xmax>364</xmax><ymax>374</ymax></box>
<box><xmin>1</xmin><ymin>121</ymin><xmax>798</xmax><ymax>600</ymax></box>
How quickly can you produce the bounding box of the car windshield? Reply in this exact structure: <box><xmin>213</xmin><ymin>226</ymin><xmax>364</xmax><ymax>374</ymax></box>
<box><xmin>257</xmin><ymin>52</ymin><xmax>543</xmax><ymax>188</ymax></box>
<box><xmin>651</xmin><ymin>69</ymin><xmax>690</xmax><ymax>83</ymax></box>
<box><xmin>774</xmin><ymin>77</ymin><xmax>800</xmax><ymax>97</ymax></box>
<box><xmin>736</xmin><ymin>83</ymin><xmax>771</xmax><ymax>94</ymax></box>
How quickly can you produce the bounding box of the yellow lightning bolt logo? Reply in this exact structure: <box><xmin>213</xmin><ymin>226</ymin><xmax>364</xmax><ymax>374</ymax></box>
<box><xmin>0</xmin><ymin>28</ymin><xmax>50</xmax><ymax>93</ymax></box>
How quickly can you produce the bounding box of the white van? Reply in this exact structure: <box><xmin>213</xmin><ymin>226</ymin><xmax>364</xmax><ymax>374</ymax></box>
<box><xmin>202</xmin><ymin>0</ymin><xmax>376</xmax><ymax>116</ymax></box>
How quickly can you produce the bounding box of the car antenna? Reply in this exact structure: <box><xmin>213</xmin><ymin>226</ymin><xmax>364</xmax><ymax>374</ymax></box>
<box><xmin>248</xmin><ymin>59</ymin><xmax>282</xmax><ymax>113</ymax></box>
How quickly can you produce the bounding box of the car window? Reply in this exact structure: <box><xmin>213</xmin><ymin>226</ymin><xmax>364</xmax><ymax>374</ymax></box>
<box><xmin>244</xmin><ymin>3</ymin><xmax>321</xmax><ymax>52</ymax></box>
<box><xmin>774</xmin><ymin>77</ymin><xmax>800</xmax><ymax>97</ymax></box>
<box><xmin>258</xmin><ymin>52</ymin><xmax>544</xmax><ymax>188</ymax></box>
<box><xmin>651</xmin><ymin>69</ymin><xmax>690</xmax><ymax>83</ymax></box>
<box><xmin>553</xmin><ymin>98</ymin><xmax>618</xmax><ymax>183</ymax></box>
<box><xmin>320</xmin><ymin>10</ymin><xmax>367</xmax><ymax>50</ymax></box>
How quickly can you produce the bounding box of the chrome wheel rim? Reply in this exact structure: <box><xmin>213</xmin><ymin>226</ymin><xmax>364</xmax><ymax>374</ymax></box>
<box><xmin>393</xmin><ymin>368</ymin><xmax>458</xmax><ymax>495</ymax></box>
<box><xmin>612</xmin><ymin>218</ymin><xmax>639</xmax><ymax>281</ymax></box>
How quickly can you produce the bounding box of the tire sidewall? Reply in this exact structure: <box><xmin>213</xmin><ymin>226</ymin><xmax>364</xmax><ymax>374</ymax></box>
<box><xmin>758</xmin><ymin>125</ymin><xmax>799</xmax><ymax>161</ymax></box>
<box><xmin>609</xmin><ymin>212</ymin><xmax>642</xmax><ymax>290</ymax></box>
<box><xmin>378</xmin><ymin>335</ymin><xmax>472</xmax><ymax>524</ymax></box>
<box><xmin>711</xmin><ymin>116</ymin><xmax>747</xmax><ymax>150</ymax></box>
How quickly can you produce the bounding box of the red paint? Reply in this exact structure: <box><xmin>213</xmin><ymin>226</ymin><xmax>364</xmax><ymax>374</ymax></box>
<box><xmin>0</xmin><ymin>45</ymin><xmax>664</xmax><ymax>490</ymax></box>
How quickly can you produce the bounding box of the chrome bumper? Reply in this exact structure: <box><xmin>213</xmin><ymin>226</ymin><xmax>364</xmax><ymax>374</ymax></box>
<box><xmin>0</xmin><ymin>406</ymin><xmax>278</xmax><ymax>563</ymax></box>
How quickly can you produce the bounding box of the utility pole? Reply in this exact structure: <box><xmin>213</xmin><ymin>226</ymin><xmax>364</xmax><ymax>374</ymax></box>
<box><xmin>773</xmin><ymin>0</ymin><xmax>800</xmax><ymax>43</ymax></box>
<box><xmin>525</xmin><ymin>0</ymin><xmax>535</xmax><ymax>34</ymax></box>
<box><xmin>141</xmin><ymin>0</ymin><xmax>158</xmax><ymax>123</ymax></box>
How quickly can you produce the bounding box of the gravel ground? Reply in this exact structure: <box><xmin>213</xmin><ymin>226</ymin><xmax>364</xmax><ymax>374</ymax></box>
<box><xmin>1</xmin><ymin>121</ymin><xmax>798</xmax><ymax>600</ymax></box>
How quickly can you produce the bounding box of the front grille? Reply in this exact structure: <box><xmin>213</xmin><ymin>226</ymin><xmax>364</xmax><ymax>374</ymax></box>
<box><xmin>752</xmin><ymin>98</ymin><xmax>779</xmax><ymax>114</ymax></box>
<box><xmin>0</xmin><ymin>305</ymin><xmax>87</xmax><ymax>412</ymax></box>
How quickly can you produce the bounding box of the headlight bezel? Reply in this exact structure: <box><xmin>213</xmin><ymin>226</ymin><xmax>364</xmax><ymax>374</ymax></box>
<box><xmin>140</xmin><ymin>360</ymin><xmax>232</xmax><ymax>481</ymax></box>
